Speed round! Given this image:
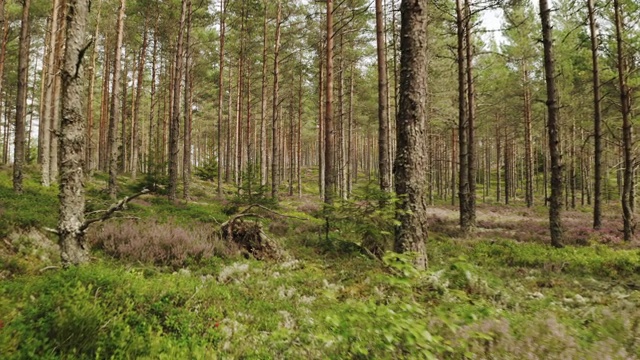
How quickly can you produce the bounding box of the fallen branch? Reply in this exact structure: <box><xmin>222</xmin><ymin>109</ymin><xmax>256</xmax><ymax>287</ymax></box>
<box><xmin>39</xmin><ymin>265</ymin><xmax>61</xmax><ymax>272</ymax></box>
<box><xmin>79</xmin><ymin>189</ymin><xmax>150</xmax><ymax>233</ymax></box>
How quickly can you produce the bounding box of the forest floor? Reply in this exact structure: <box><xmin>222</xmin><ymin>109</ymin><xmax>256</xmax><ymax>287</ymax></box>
<box><xmin>1</xmin><ymin>167</ymin><xmax>640</xmax><ymax>359</ymax></box>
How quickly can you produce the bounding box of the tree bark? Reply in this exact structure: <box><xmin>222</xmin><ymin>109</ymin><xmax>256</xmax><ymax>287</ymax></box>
<box><xmin>132</xmin><ymin>21</ymin><xmax>148</xmax><ymax>180</ymax></box>
<box><xmin>40</xmin><ymin>0</ymin><xmax>61</xmax><ymax>186</ymax></box>
<box><xmin>271</xmin><ymin>0</ymin><xmax>282</xmax><ymax>200</ymax></box>
<box><xmin>260</xmin><ymin>1</ymin><xmax>268</xmax><ymax>187</ymax></box>
<box><xmin>324</xmin><ymin>0</ymin><xmax>336</xmax><ymax>205</ymax></box>
<box><xmin>464</xmin><ymin>0</ymin><xmax>476</xmax><ymax>227</ymax></box>
<box><xmin>395</xmin><ymin>0</ymin><xmax>428</xmax><ymax>270</ymax></box>
<box><xmin>59</xmin><ymin>0</ymin><xmax>91</xmax><ymax>266</ymax></box>
<box><xmin>455</xmin><ymin>0</ymin><xmax>470</xmax><ymax>231</ymax></box>
<box><xmin>85</xmin><ymin>0</ymin><xmax>102</xmax><ymax>173</ymax></box>
<box><xmin>588</xmin><ymin>0</ymin><xmax>602</xmax><ymax>228</ymax></box>
<box><xmin>183</xmin><ymin>0</ymin><xmax>193</xmax><ymax>199</ymax></box>
<box><xmin>614</xmin><ymin>0</ymin><xmax>633</xmax><ymax>241</ymax></box>
<box><xmin>540</xmin><ymin>0</ymin><xmax>563</xmax><ymax>247</ymax></box>
<box><xmin>108</xmin><ymin>0</ymin><xmax>125</xmax><ymax>199</ymax></box>
<box><xmin>13</xmin><ymin>0</ymin><xmax>31</xmax><ymax>194</ymax></box>
<box><xmin>217</xmin><ymin>0</ymin><xmax>227</xmax><ymax>197</ymax></box>
<box><xmin>168</xmin><ymin>0</ymin><xmax>187</xmax><ymax>201</ymax></box>
<box><xmin>376</xmin><ymin>0</ymin><xmax>391</xmax><ymax>194</ymax></box>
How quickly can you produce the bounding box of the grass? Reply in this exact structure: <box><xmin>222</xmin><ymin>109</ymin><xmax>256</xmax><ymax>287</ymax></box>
<box><xmin>1</xmin><ymin>168</ymin><xmax>640</xmax><ymax>358</ymax></box>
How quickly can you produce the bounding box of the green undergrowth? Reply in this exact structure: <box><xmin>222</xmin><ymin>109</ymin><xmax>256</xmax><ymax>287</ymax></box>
<box><xmin>2</xmin><ymin>169</ymin><xmax>640</xmax><ymax>358</ymax></box>
<box><xmin>2</xmin><ymin>235</ymin><xmax>640</xmax><ymax>359</ymax></box>
<box><xmin>0</xmin><ymin>167</ymin><xmax>58</xmax><ymax>237</ymax></box>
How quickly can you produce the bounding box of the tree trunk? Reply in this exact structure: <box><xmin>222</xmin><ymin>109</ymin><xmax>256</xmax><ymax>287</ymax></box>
<box><xmin>523</xmin><ymin>62</ymin><xmax>534</xmax><ymax>207</ymax></box>
<box><xmin>394</xmin><ymin>0</ymin><xmax>428</xmax><ymax>270</ymax></box>
<box><xmin>59</xmin><ymin>0</ymin><xmax>91</xmax><ymax>266</ymax></box>
<box><xmin>614</xmin><ymin>0</ymin><xmax>633</xmax><ymax>241</ymax></box>
<box><xmin>13</xmin><ymin>0</ymin><xmax>31</xmax><ymax>194</ymax></box>
<box><xmin>376</xmin><ymin>0</ymin><xmax>391</xmax><ymax>194</ymax></box>
<box><xmin>217</xmin><ymin>0</ymin><xmax>227</xmax><ymax>197</ymax></box>
<box><xmin>148</xmin><ymin>17</ymin><xmax>159</xmax><ymax>177</ymax></box>
<box><xmin>40</xmin><ymin>0</ymin><xmax>61</xmax><ymax>186</ymax></box>
<box><xmin>108</xmin><ymin>0</ymin><xmax>125</xmax><ymax>199</ymax></box>
<box><xmin>131</xmin><ymin>21</ymin><xmax>148</xmax><ymax>180</ymax></box>
<box><xmin>85</xmin><ymin>0</ymin><xmax>102</xmax><ymax>173</ymax></box>
<box><xmin>271</xmin><ymin>0</ymin><xmax>282</xmax><ymax>200</ymax></box>
<box><xmin>464</xmin><ymin>0</ymin><xmax>476</xmax><ymax>227</ymax></box>
<box><xmin>168</xmin><ymin>0</ymin><xmax>187</xmax><ymax>201</ymax></box>
<box><xmin>260</xmin><ymin>1</ymin><xmax>268</xmax><ymax>187</ymax></box>
<box><xmin>183</xmin><ymin>0</ymin><xmax>192</xmax><ymax>200</ymax></box>
<box><xmin>540</xmin><ymin>0</ymin><xmax>563</xmax><ymax>247</ymax></box>
<box><xmin>98</xmin><ymin>42</ymin><xmax>110</xmax><ymax>172</ymax></box>
<box><xmin>324</xmin><ymin>0</ymin><xmax>336</xmax><ymax>205</ymax></box>
<box><xmin>456</xmin><ymin>0</ymin><xmax>470</xmax><ymax>231</ymax></box>
<box><xmin>588</xmin><ymin>0</ymin><xmax>602</xmax><ymax>228</ymax></box>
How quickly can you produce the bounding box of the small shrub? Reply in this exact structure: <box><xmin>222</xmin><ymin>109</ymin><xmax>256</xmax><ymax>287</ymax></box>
<box><xmin>194</xmin><ymin>157</ymin><xmax>218</xmax><ymax>182</ymax></box>
<box><xmin>89</xmin><ymin>220</ymin><xmax>233</xmax><ymax>268</ymax></box>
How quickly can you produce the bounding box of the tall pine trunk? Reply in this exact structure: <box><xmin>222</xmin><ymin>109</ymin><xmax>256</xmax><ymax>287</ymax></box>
<box><xmin>13</xmin><ymin>0</ymin><xmax>31</xmax><ymax>194</ymax></box>
<box><xmin>59</xmin><ymin>0</ymin><xmax>91</xmax><ymax>266</ymax></box>
<box><xmin>271</xmin><ymin>0</ymin><xmax>282</xmax><ymax>200</ymax></box>
<box><xmin>217</xmin><ymin>0</ymin><xmax>226</xmax><ymax>197</ymax></box>
<box><xmin>108</xmin><ymin>0</ymin><xmax>125</xmax><ymax>199</ymax></box>
<box><xmin>540</xmin><ymin>0</ymin><xmax>563</xmax><ymax>247</ymax></box>
<box><xmin>614</xmin><ymin>0</ymin><xmax>633</xmax><ymax>241</ymax></box>
<box><xmin>324</xmin><ymin>0</ymin><xmax>336</xmax><ymax>205</ymax></box>
<box><xmin>588</xmin><ymin>0</ymin><xmax>602</xmax><ymax>229</ymax></box>
<box><xmin>168</xmin><ymin>0</ymin><xmax>187</xmax><ymax>201</ymax></box>
<box><xmin>395</xmin><ymin>0</ymin><xmax>429</xmax><ymax>270</ymax></box>
<box><xmin>376</xmin><ymin>0</ymin><xmax>391</xmax><ymax>194</ymax></box>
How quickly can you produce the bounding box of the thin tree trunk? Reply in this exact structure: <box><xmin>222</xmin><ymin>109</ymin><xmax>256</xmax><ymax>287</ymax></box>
<box><xmin>168</xmin><ymin>0</ymin><xmax>187</xmax><ymax>201</ymax></box>
<box><xmin>588</xmin><ymin>0</ymin><xmax>602</xmax><ymax>229</ymax></box>
<box><xmin>85</xmin><ymin>0</ymin><xmax>102</xmax><ymax>172</ymax></box>
<box><xmin>465</xmin><ymin>0</ymin><xmax>476</xmax><ymax>226</ymax></box>
<box><xmin>131</xmin><ymin>21</ymin><xmax>147</xmax><ymax>180</ymax></box>
<box><xmin>614</xmin><ymin>0</ymin><xmax>633</xmax><ymax>241</ymax></box>
<box><xmin>217</xmin><ymin>0</ymin><xmax>227</xmax><ymax>197</ymax></box>
<box><xmin>98</xmin><ymin>42</ymin><xmax>110</xmax><ymax>172</ymax></box>
<box><xmin>271</xmin><ymin>0</ymin><xmax>282</xmax><ymax>200</ymax></box>
<box><xmin>148</xmin><ymin>17</ymin><xmax>158</xmax><ymax>177</ymax></box>
<box><xmin>13</xmin><ymin>0</ymin><xmax>31</xmax><ymax>194</ymax></box>
<box><xmin>456</xmin><ymin>0</ymin><xmax>470</xmax><ymax>230</ymax></box>
<box><xmin>260</xmin><ymin>1</ymin><xmax>268</xmax><ymax>187</ymax></box>
<box><xmin>41</xmin><ymin>0</ymin><xmax>61</xmax><ymax>186</ymax></box>
<box><xmin>540</xmin><ymin>0</ymin><xmax>563</xmax><ymax>247</ymax></box>
<box><xmin>376</xmin><ymin>0</ymin><xmax>391</xmax><ymax>194</ymax></box>
<box><xmin>395</xmin><ymin>0</ymin><xmax>428</xmax><ymax>270</ymax></box>
<box><xmin>297</xmin><ymin>65</ymin><xmax>303</xmax><ymax>198</ymax></box>
<box><xmin>183</xmin><ymin>0</ymin><xmax>193</xmax><ymax>199</ymax></box>
<box><xmin>523</xmin><ymin>62</ymin><xmax>534</xmax><ymax>207</ymax></box>
<box><xmin>59</xmin><ymin>0</ymin><xmax>91</xmax><ymax>266</ymax></box>
<box><xmin>324</xmin><ymin>0</ymin><xmax>336</xmax><ymax>205</ymax></box>
<box><xmin>108</xmin><ymin>0</ymin><xmax>125</xmax><ymax>199</ymax></box>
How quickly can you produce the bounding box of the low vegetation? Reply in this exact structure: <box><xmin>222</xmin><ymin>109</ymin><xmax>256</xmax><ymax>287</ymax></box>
<box><xmin>1</xmin><ymin>169</ymin><xmax>640</xmax><ymax>359</ymax></box>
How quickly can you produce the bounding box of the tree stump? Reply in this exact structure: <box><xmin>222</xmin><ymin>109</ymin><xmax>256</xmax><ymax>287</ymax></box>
<box><xmin>220</xmin><ymin>218</ymin><xmax>283</xmax><ymax>260</ymax></box>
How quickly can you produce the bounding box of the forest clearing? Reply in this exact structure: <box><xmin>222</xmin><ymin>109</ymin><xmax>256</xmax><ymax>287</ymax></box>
<box><xmin>1</xmin><ymin>0</ymin><xmax>640</xmax><ymax>358</ymax></box>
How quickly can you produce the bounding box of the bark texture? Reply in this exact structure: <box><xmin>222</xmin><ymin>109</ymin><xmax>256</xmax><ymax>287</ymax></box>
<box><xmin>394</xmin><ymin>0</ymin><xmax>429</xmax><ymax>270</ymax></box>
<box><xmin>588</xmin><ymin>0</ymin><xmax>602</xmax><ymax>229</ymax></box>
<box><xmin>13</xmin><ymin>0</ymin><xmax>30</xmax><ymax>194</ymax></box>
<box><xmin>168</xmin><ymin>0</ymin><xmax>187</xmax><ymax>201</ymax></box>
<box><xmin>614</xmin><ymin>0</ymin><xmax>634</xmax><ymax>241</ymax></box>
<box><xmin>59</xmin><ymin>0</ymin><xmax>91</xmax><ymax>265</ymax></box>
<box><xmin>540</xmin><ymin>0</ymin><xmax>563</xmax><ymax>247</ymax></box>
<box><xmin>375</xmin><ymin>0</ymin><xmax>390</xmax><ymax>194</ymax></box>
<box><xmin>324</xmin><ymin>0</ymin><xmax>336</xmax><ymax>205</ymax></box>
<box><xmin>108</xmin><ymin>0</ymin><xmax>125</xmax><ymax>199</ymax></box>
